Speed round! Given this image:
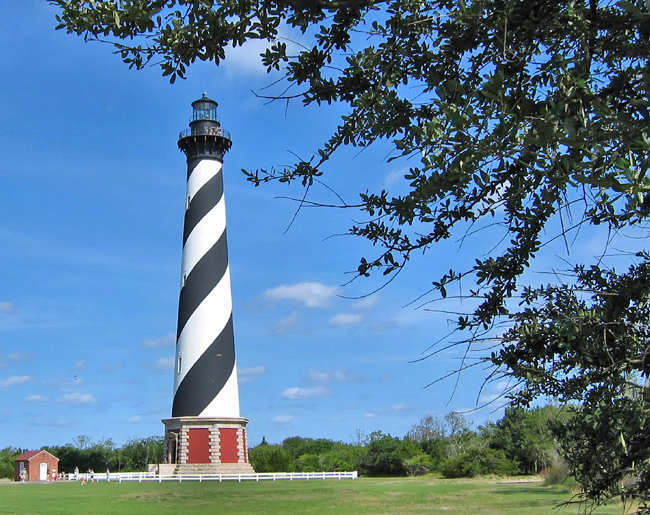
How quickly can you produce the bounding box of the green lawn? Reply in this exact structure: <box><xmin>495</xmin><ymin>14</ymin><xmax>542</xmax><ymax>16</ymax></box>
<box><xmin>0</xmin><ymin>477</ymin><xmax>631</xmax><ymax>514</ymax></box>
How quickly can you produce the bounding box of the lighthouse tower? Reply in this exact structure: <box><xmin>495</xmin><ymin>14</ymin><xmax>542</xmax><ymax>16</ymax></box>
<box><xmin>162</xmin><ymin>94</ymin><xmax>253</xmax><ymax>474</ymax></box>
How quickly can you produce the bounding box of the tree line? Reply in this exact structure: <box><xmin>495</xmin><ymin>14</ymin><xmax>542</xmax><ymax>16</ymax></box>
<box><xmin>250</xmin><ymin>406</ymin><xmax>566</xmax><ymax>478</ymax></box>
<box><xmin>0</xmin><ymin>405</ymin><xmax>566</xmax><ymax>480</ymax></box>
<box><xmin>0</xmin><ymin>436</ymin><xmax>163</xmax><ymax>478</ymax></box>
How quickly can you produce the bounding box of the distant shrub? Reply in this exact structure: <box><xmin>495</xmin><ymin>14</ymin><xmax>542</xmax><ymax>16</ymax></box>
<box><xmin>294</xmin><ymin>453</ymin><xmax>321</xmax><ymax>472</ymax></box>
<box><xmin>0</xmin><ymin>448</ymin><xmax>21</xmax><ymax>479</ymax></box>
<box><xmin>319</xmin><ymin>452</ymin><xmax>352</xmax><ymax>472</ymax></box>
<box><xmin>360</xmin><ymin>435</ymin><xmax>423</xmax><ymax>476</ymax></box>
<box><xmin>419</xmin><ymin>438</ymin><xmax>449</xmax><ymax>471</ymax></box>
<box><xmin>441</xmin><ymin>449</ymin><xmax>518</xmax><ymax>478</ymax></box>
<box><xmin>277</xmin><ymin>437</ymin><xmax>365</xmax><ymax>472</ymax></box>
<box><xmin>249</xmin><ymin>444</ymin><xmax>292</xmax><ymax>472</ymax></box>
<box><xmin>441</xmin><ymin>453</ymin><xmax>480</xmax><ymax>478</ymax></box>
<box><xmin>404</xmin><ymin>453</ymin><xmax>435</xmax><ymax>476</ymax></box>
<box><xmin>543</xmin><ymin>462</ymin><xmax>572</xmax><ymax>485</ymax></box>
<box><xmin>282</xmin><ymin>437</ymin><xmax>335</xmax><ymax>459</ymax></box>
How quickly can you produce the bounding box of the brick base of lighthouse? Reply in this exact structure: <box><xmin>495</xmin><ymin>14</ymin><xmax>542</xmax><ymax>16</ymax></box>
<box><xmin>161</xmin><ymin>417</ymin><xmax>255</xmax><ymax>474</ymax></box>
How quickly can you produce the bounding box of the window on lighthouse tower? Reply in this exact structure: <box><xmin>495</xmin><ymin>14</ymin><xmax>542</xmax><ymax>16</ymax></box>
<box><xmin>192</xmin><ymin>107</ymin><xmax>216</xmax><ymax>122</ymax></box>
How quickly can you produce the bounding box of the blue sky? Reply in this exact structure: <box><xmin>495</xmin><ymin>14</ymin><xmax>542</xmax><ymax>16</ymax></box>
<box><xmin>0</xmin><ymin>1</ymin><xmax>639</xmax><ymax>450</ymax></box>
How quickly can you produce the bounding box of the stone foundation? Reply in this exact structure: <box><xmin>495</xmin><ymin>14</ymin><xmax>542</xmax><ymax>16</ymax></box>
<box><xmin>162</xmin><ymin>416</ymin><xmax>254</xmax><ymax>474</ymax></box>
<box><xmin>147</xmin><ymin>463</ymin><xmax>176</xmax><ymax>475</ymax></box>
<box><xmin>173</xmin><ymin>462</ymin><xmax>255</xmax><ymax>475</ymax></box>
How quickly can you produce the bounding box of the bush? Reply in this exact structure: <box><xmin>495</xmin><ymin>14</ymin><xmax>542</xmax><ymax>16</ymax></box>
<box><xmin>360</xmin><ymin>435</ymin><xmax>423</xmax><ymax>476</ymax></box>
<box><xmin>249</xmin><ymin>444</ymin><xmax>292</xmax><ymax>472</ymax></box>
<box><xmin>419</xmin><ymin>438</ymin><xmax>449</xmax><ymax>471</ymax></box>
<box><xmin>282</xmin><ymin>437</ymin><xmax>335</xmax><ymax>459</ymax></box>
<box><xmin>441</xmin><ymin>448</ymin><xmax>519</xmax><ymax>478</ymax></box>
<box><xmin>0</xmin><ymin>448</ymin><xmax>20</xmax><ymax>479</ymax></box>
<box><xmin>441</xmin><ymin>453</ymin><xmax>480</xmax><ymax>478</ymax></box>
<box><xmin>320</xmin><ymin>443</ymin><xmax>365</xmax><ymax>472</ymax></box>
<box><xmin>294</xmin><ymin>453</ymin><xmax>321</xmax><ymax>472</ymax></box>
<box><xmin>543</xmin><ymin>461</ymin><xmax>572</xmax><ymax>485</ymax></box>
<box><xmin>404</xmin><ymin>453</ymin><xmax>436</xmax><ymax>476</ymax></box>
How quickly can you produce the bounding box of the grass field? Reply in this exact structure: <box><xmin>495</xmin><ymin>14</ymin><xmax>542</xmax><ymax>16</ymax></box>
<box><xmin>0</xmin><ymin>477</ymin><xmax>630</xmax><ymax>514</ymax></box>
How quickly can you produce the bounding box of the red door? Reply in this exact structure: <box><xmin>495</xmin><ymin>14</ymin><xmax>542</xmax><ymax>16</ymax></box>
<box><xmin>187</xmin><ymin>428</ymin><xmax>210</xmax><ymax>463</ymax></box>
<box><xmin>219</xmin><ymin>428</ymin><xmax>239</xmax><ymax>463</ymax></box>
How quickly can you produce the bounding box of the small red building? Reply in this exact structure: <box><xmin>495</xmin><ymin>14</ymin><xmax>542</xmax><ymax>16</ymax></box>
<box><xmin>14</xmin><ymin>450</ymin><xmax>59</xmax><ymax>481</ymax></box>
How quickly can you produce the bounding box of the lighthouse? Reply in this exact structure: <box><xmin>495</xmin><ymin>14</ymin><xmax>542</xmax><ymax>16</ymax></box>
<box><xmin>162</xmin><ymin>94</ymin><xmax>253</xmax><ymax>474</ymax></box>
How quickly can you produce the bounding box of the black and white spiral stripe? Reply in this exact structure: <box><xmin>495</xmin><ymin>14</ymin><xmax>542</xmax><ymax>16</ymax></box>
<box><xmin>172</xmin><ymin>156</ymin><xmax>240</xmax><ymax>418</ymax></box>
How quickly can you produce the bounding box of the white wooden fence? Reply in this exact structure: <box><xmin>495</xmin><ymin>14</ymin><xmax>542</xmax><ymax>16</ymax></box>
<box><xmin>70</xmin><ymin>471</ymin><xmax>358</xmax><ymax>483</ymax></box>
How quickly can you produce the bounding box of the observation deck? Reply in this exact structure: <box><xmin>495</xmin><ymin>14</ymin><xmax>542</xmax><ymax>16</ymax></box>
<box><xmin>178</xmin><ymin>93</ymin><xmax>232</xmax><ymax>161</ymax></box>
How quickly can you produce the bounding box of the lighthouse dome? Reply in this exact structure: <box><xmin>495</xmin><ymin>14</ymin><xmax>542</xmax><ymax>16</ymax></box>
<box><xmin>190</xmin><ymin>93</ymin><xmax>218</xmax><ymax>123</ymax></box>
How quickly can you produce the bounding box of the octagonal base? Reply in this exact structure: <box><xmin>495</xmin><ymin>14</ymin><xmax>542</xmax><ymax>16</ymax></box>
<box><xmin>161</xmin><ymin>416</ymin><xmax>254</xmax><ymax>474</ymax></box>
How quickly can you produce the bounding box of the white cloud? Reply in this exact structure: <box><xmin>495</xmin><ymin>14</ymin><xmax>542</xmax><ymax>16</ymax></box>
<box><xmin>53</xmin><ymin>376</ymin><xmax>84</xmax><ymax>389</ymax></box>
<box><xmin>101</xmin><ymin>362</ymin><xmax>122</xmax><ymax>372</ymax></box>
<box><xmin>0</xmin><ymin>302</ymin><xmax>15</xmax><ymax>313</ymax></box>
<box><xmin>23</xmin><ymin>394</ymin><xmax>47</xmax><ymax>403</ymax></box>
<box><xmin>223</xmin><ymin>39</ymin><xmax>272</xmax><ymax>77</ymax></box>
<box><xmin>1</xmin><ymin>352</ymin><xmax>29</xmax><ymax>362</ymax></box>
<box><xmin>272</xmin><ymin>311</ymin><xmax>301</xmax><ymax>335</ymax></box>
<box><xmin>142</xmin><ymin>333</ymin><xmax>175</xmax><ymax>348</ymax></box>
<box><xmin>352</xmin><ymin>296</ymin><xmax>379</xmax><ymax>310</ymax></box>
<box><xmin>281</xmin><ymin>386</ymin><xmax>330</xmax><ymax>400</ymax></box>
<box><xmin>384</xmin><ymin>168</ymin><xmax>405</xmax><ymax>186</ymax></box>
<box><xmin>368</xmin><ymin>320</ymin><xmax>401</xmax><ymax>332</ymax></box>
<box><xmin>57</xmin><ymin>392</ymin><xmax>96</xmax><ymax>404</ymax></box>
<box><xmin>478</xmin><ymin>380</ymin><xmax>513</xmax><ymax>405</ymax></box>
<box><xmin>0</xmin><ymin>375</ymin><xmax>31</xmax><ymax>388</ymax></box>
<box><xmin>263</xmin><ymin>282</ymin><xmax>338</xmax><ymax>309</ymax></box>
<box><xmin>128</xmin><ymin>415</ymin><xmax>143</xmax><ymax>423</ymax></box>
<box><xmin>72</xmin><ymin>359</ymin><xmax>85</xmax><ymax>370</ymax></box>
<box><xmin>222</xmin><ymin>30</ymin><xmax>302</xmax><ymax>79</ymax></box>
<box><xmin>329</xmin><ymin>313</ymin><xmax>363</xmax><ymax>327</ymax></box>
<box><xmin>51</xmin><ymin>419</ymin><xmax>72</xmax><ymax>427</ymax></box>
<box><xmin>0</xmin><ymin>352</ymin><xmax>30</xmax><ymax>368</ymax></box>
<box><xmin>271</xmin><ymin>415</ymin><xmax>294</xmax><ymax>423</ymax></box>
<box><xmin>364</xmin><ymin>404</ymin><xmax>410</xmax><ymax>419</ymax></box>
<box><xmin>150</xmin><ymin>357</ymin><xmax>175</xmax><ymax>371</ymax></box>
<box><xmin>308</xmin><ymin>369</ymin><xmax>358</xmax><ymax>384</ymax></box>
<box><xmin>238</xmin><ymin>366</ymin><xmax>267</xmax><ymax>384</ymax></box>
